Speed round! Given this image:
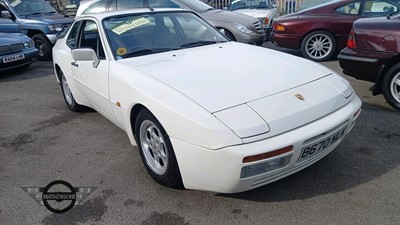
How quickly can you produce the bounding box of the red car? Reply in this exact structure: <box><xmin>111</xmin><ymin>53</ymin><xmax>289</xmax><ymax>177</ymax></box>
<box><xmin>338</xmin><ymin>14</ymin><xmax>400</xmax><ymax>111</ymax></box>
<box><xmin>270</xmin><ymin>0</ymin><xmax>400</xmax><ymax>61</ymax></box>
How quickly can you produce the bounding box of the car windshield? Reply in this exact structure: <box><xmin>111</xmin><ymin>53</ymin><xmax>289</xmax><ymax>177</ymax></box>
<box><xmin>103</xmin><ymin>11</ymin><xmax>227</xmax><ymax>59</ymax></box>
<box><xmin>229</xmin><ymin>0</ymin><xmax>272</xmax><ymax>10</ymax></box>
<box><xmin>170</xmin><ymin>0</ymin><xmax>213</xmax><ymax>12</ymax></box>
<box><xmin>9</xmin><ymin>0</ymin><xmax>58</xmax><ymax>16</ymax></box>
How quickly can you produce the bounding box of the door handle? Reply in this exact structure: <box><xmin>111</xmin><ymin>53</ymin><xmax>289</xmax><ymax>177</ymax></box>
<box><xmin>71</xmin><ymin>62</ymin><xmax>78</xmax><ymax>67</ymax></box>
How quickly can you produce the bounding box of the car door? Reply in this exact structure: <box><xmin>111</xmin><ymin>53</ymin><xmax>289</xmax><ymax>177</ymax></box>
<box><xmin>70</xmin><ymin>19</ymin><xmax>115</xmax><ymax>119</ymax></box>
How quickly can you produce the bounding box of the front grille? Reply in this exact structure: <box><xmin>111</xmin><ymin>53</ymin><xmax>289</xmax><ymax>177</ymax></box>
<box><xmin>252</xmin><ymin>21</ymin><xmax>263</xmax><ymax>33</ymax></box>
<box><xmin>0</xmin><ymin>44</ymin><xmax>24</xmax><ymax>55</ymax></box>
<box><xmin>9</xmin><ymin>43</ymin><xmax>23</xmax><ymax>52</ymax></box>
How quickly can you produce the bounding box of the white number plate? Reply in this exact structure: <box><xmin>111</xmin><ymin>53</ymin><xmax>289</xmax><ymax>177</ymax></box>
<box><xmin>3</xmin><ymin>54</ymin><xmax>25</xmax><ymax>63</ymax></box>
<box><xmin>298</xmin><ymin>126</ymin><xmax>347</xmax><ymax>162</ymax></box>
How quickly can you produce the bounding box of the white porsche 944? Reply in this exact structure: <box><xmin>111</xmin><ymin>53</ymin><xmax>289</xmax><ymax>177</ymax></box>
<box><xmin>53</xmin><ymin>8</ymin><xmax>362</xmax><ymax>193</ymax></box>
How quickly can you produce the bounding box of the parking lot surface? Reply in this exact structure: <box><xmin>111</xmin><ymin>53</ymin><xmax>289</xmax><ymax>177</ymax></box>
<box><xmin>0</xmin><ymin>44</ymin><xmax>399</xmax><ymax>225</ymax></box>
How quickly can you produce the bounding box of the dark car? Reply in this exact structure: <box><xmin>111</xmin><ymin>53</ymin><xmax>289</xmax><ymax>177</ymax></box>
<box><xmin>338</xmin><ymin>14</ymin><xmax>400</xmax><ymax>111</ymax></box>
<box><xmin>0</xmin><ymin>0</ymin><xmax>73</xmax><ymax>60</ymax></box>
<box><xmin>270</xmin><ymin>0</ymin><xmax>400</xmax><ymax>61</ymax></box>
<box><xmin>0</xmin><ymin>18</ymin><xmax>38</xmax><ymax>73</ymax></box>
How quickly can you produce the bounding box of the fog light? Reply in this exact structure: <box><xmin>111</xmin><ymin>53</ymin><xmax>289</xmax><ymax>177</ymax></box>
<box><xmin>240</xmin><ymin>155</ymin><xmax>291</xmax><ymax>178</ymax></box>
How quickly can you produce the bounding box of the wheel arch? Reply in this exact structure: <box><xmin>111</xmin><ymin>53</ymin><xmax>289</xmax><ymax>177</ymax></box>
<box><xmin>54</xmin><ymin>64</ymin><xmax>62</xmax><ymax>83</ymax></box>
<box><xmin>26</xmin><ymin>30</ymin><xmax>45</xmax><ymax>38</ymax></box>
<box><xmin>216</xmin><ymin>27</ymin><xmax>236</xmax><ymax>41</ymax></box>
<box><xmin>373</xmin><ymin>54</ymin><xmax>400</xmax><ymax>95</ymax></box>
<box><xmin>129</xmin><ymin>103</ymin><xmax>149</xmax><ymax>139</ymax></box>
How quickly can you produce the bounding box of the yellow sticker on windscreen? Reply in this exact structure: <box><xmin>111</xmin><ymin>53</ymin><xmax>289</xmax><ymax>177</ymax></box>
<box><xmin>112</xmin><ymin>18</ymin><xmax>150</xmax><ymax>35</ymax></box>
<box><xmin>116</xmin><ymin>48</ymin><xmax>127</xmax><ymax>55</ymax></box>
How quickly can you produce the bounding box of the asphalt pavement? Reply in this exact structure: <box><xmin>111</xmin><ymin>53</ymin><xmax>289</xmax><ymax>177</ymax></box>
<box><xmin>0</xmin><ymin>43</ymin><xmax>399</xmax><ymax>225</ymax></box>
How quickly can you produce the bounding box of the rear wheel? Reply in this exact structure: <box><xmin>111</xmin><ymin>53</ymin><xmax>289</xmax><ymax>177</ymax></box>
<box><xmin>301</xmin><ymin>31</ymin><xmax>336</xmax><ymax>62</ymax></box>
<box><xmin>32</xmin><ymin>34</ymin><xmax>52</xmax><ymax>60</ymax></box>
<box><xmin>382</xmin><ymin>63</ymin><xmax>400</xmax><ymax>111</ymax></box>
<box><xmin>135</xmin><ymin>109</ymin><xmax>183</xmax><ymax>188</ymax></box>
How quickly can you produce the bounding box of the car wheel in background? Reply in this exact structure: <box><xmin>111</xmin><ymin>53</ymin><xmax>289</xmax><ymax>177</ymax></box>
<box><xmin>33</xmin><ymin>34</ymin><xmax>52</xmax><ymax>61</ymax></box>
<box><xmin>382</xmin><ymin>63</ymin><xmax>400</xmax><ymax>111</ymax></box>
<box><xmin>59</xmin><ymin>71</ymin><xmax>87</xmax><ymax>112</ymax></box>
<box><xmin>301</xmin><ymin>30</ymin><xmax>336</xmax><ymax>62</ymax></box>
<box><xmin>135</xmin><ymin>109</ymin><xmax>183</xmax><ymax>188</ymax></box>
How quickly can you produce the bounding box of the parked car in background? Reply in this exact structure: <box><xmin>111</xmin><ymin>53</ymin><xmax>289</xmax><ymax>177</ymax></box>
<box><xmin>0</xmin><ymin>18</ymin><xmax>38</xmax><ymax>72</ymax></box>
<box><xmin>53</xmin><ymin>8</ymin><xmax>361</xmax><ymax>193</ymax></box>
<box><xmin>76</xmin><ymin>0</ymin><xmax>266</xmax><ymax>45</ymax></box>
<box><xmin>227</xmin><ymin>0</ymin><xmax>279</xmax><ymax>38</ymax></box>
<box><xmin>0</xmin><ymin>0</ymin><xmax>73</xmax><ymax>60</ymax></box>
<box><xmin>270</xmin><ymin>0</ymin><xmax>400</xmax><ymax>61</ymax></box>
<box><xmin>339</xmin><ymin>14</ymin><xmax>400</xmax><ymax>111</ymax></box>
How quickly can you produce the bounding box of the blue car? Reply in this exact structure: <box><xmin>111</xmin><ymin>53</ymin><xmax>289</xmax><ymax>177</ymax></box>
<box><xmin>0</xmin><ymin>18</ymin><xmax>38</xmax><ymax>72</ymax></box>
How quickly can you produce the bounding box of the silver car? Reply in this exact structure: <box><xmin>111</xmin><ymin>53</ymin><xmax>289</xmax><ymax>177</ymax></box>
<box><xmin>76</xmin><ymin>0</ymin><xmax>266</xmax><ymax>45</ymax></box>
<box><xmin>227</xmin><ymin>0</ymin><xmax>279</xmax><ymax>39</ymax></box>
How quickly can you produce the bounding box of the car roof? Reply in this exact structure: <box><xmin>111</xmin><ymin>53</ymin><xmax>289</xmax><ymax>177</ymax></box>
<box><xmin>75</xmin><ymin>7</ymin><xmax>192</xmax><ymax>20</ymax></box>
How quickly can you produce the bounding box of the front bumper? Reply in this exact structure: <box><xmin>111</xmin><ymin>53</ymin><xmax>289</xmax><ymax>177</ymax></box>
<box><xmin>0</xmin><ymin>48</ymin><xmax>38</xmax><ymax>72</ymax></box>
<box><xmin>270</xmin><ymin>31</ymin><xmax>302</xmax><ymax>49</ymax></box>
<box><xmin>235</xmin><ymin>31</ymin><xmax>266</xmax><ymax>45</ymax></box>
<box><xmin>172</xmin><ymin>95</ymin><xmax>362</xmax><ymax>193</ymax></box>
<box><xmin>338</xmin><ymin>48</ymin><xmax>394</xmax><ymax>83</ymax></box>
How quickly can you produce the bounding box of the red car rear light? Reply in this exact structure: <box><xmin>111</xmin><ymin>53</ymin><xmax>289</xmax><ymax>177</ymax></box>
<box><xmin>347</xmin><ymin>30</ymin><xmax>356</xmax><ymax>49</ymax></box>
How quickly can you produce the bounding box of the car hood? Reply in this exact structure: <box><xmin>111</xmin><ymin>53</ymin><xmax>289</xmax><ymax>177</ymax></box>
<box><xmin>202</xmin><ymin>10</ymin><xmax>258</xmax><ymax>25</ymax></box>
<box><xmin>21</xmin><ymin>14</ymin><xmax>73</xmax><ymax>25</ymax></box>
<box><xmin>0</xmin><ymin>32</ymin><xmax>30</xmax><ymax>44</ymax></box>
<box><xmin>119</xmin><ymin>42</ymin><xmax>334</xmax><ymax>113</ymax></box>
<box><xmin>232</xmin><ymin>8</ymin><xmax>274</xmax><ymax>18</ymax></box>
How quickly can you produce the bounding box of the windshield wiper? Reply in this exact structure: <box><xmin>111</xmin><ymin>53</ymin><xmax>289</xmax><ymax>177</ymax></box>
<box><xmin>180</xmin><ymin>40</ymin><xmax>224</xmax><ymax>48</ymax></box>
<box><xmin>24</xmin><ymin>12</ymin><xmax>44</xmax><ymax>16</ymax></box>
<box><xmin>45</xmin><ymin>11</ymin><xmax>58</xmax><ymax>15</ymax></box>
<box><xmin>122</xmin><ymin>48</ymin><xmax>177</xmax><ymax>58</ymax></box>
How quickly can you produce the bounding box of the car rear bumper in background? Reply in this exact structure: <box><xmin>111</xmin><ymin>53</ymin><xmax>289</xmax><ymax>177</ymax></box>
<box><xmin>270</xmin><ymin>32</ymin><xmax>302</xmax><ymax>49</ymax></box>
<box><xmin>338</xmin><ymin>47</ymin><xmax>394</xmax><ymax>83</ymax></box>
<box><xmin>172</xmin><ymin>95</ymin><xmax>362</xmax><ymax>193</ymax></box>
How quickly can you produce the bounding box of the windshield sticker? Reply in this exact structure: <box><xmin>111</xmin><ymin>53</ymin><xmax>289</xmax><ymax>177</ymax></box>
<box><xmin>112</xmin><ymin>18</ymin><xmax>150</xmax><ymax>35</ymax></box>
<box><xmin>10</xmin><ymin>0</ymin><xmax>21</xmax><ymax>7</ymax></box>
<box><xmin>116</xmin><ymin>48</ymin><xmax>127</xmax><ymax>56</ymax></box>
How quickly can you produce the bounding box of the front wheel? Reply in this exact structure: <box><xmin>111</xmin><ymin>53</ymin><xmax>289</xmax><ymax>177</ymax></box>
<box><xmin>135</xmin><ymin>109</ymin><xmax>183</xmax><ymax>188</ymax></box>
<box><xmin>59</xmin><ymin>71</ymin><xmax>87</xmax><ymax>112</ymax></box>
<box><xmin>32</xmin><ymin>34</ymin><xmax>52</xmax><ymax>60</ymax></box>
<box><xmin>301</xmin><ymin>31</ymin><xmax>336</xmax><ymax>62</ymax></box>
<box><xmin>382</xmin><ymin>63</ymin><xmax>400</xmax><ymax>111</ymax></box>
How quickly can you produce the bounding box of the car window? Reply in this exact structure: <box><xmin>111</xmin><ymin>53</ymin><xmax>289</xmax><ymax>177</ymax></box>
<box><xmin>9</xmin><ymin>0</ymin><xmax>57</xmax><ymax>16</ymax></box>
<box><xmin>229</xmin><ymin>0</ymin><xmax>273</xmax><ymax>11</ymax></box>
<box><xmin>78</xmin><ymin>20</ymin><xmax>105</xmax><ymax>58</ymax></box>
<box><xmin>361</xmin><ymin>0</ymin><xmax>399</xmax><ymax>16</ymax></box>
<box><xmin>103</xmin><ymin>12</ymin><xmax>227</xmax><ymax>59</ymax></box>
<box><xmin>335</xmin><ymin>1</ymin><xmax>361</xmax><ymax>15</ymax></box>
<box><xmin>66</xmin><ymin>21</ymin><xmax>82</xmax><ymax>48</ymax></box>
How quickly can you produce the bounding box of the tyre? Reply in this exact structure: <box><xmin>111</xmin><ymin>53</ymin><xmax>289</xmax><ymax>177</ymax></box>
<box><xmin>301</xmin><ymin>31</ymin><xmax>336</xmax><ymax>62</ymax></box>
<box><xmin>59</xmin><ymin>71</ymin><xmax>87</xmax><ymax>112</ymax></box>
<box><xmin>382</xmin><ymin>63</ymin><xmax>400</xmax><ymax>111</ymax></box>
<box><xmin>32</xmin><ymin>34</ymin><xmax>52</xmax><ymax>60</ymax></box>
<box><xmin>135</xmin><ymin>109</ymin><xmax>183</xmax><ymax>188</ymax></box>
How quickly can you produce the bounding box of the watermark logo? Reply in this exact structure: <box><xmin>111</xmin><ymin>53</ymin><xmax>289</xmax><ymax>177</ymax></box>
<box><xmin>21</xmin><ymin>180</ymin><xmax>96</xmax><ymax>214</ymax></box>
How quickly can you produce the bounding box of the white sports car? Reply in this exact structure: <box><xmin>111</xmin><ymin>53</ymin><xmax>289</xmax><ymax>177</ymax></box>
<box><xmin>53</xmin><ymin>8</ymin><xmax>362</xmax><ymax>193</ymax></box>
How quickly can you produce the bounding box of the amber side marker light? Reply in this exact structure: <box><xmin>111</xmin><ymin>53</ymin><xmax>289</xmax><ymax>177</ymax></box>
<box><xmin>243</xmin><ymin>145</ymin><xmax>293</xmax><ymax>163</ymax></box>
<box><xmin>273</xmin><ymin>23</ymin><xmax>285</xmax><ymax>32</ymax></box>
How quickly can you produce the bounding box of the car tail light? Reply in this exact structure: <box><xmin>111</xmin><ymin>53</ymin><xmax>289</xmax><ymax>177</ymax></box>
<box><xmin>347</xmin><ymin>30</ymin><xmax>356</xmax><ymax>49</ymax></box>
<box><xmin>273</xmin><ymin>23</ymin><xmax>285</xmax><ymax>32</ymax></box>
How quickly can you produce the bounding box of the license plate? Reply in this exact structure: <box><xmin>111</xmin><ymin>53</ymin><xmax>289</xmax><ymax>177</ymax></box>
<box><xmin>298</xmin><ymin>126</ymin><xmax>347</xmax><ymax>162</ymax></box>
<box><xmin>3</xmin><ymin>54</ymin><xmax>25</xmax><ymax>63</ymax></box>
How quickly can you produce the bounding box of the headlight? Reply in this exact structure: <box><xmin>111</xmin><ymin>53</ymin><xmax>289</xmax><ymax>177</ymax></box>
<box><xmin>234</xmin><ymin>22</ymin><xmax>253</xmax><ymax>34</ymax></box>
<box><xmin>23</xmin><ymin>39</ymin><xmax>34</xmax><ymax>48</ymax></box>
<box><xmin>47</xmin><ymin>24</ymin><xmax>63</xmax><ymax>32</ymax></box>
<box><xmin>258</xmin><ymin>17</ymin><xmax>269</xmax><ymax>26</ymax></box>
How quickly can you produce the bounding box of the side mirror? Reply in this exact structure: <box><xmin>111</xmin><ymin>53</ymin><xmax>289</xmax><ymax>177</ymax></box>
<box><xmin>219</xmin><ymin>28</ymin><xmax>226</xmax><ymax>35</ymax></box>
<box><xmin>1</xmin><ymin>10</ymin><xmax>11</xmax><ymax>19</ymax></box>
<box><xmin>72</xmin><ymin>48</ymin><xmax>100</xmax><ymax>68</ymax></box>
